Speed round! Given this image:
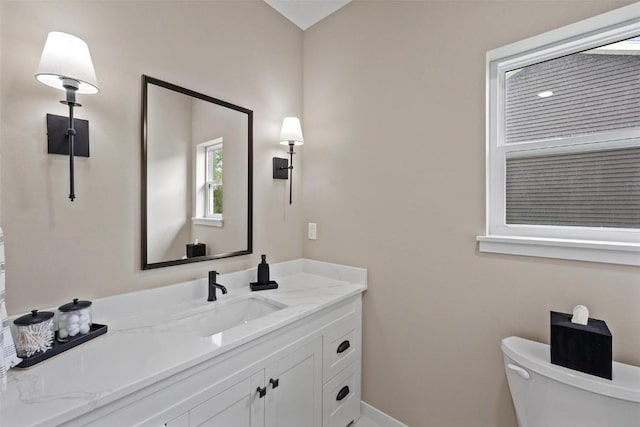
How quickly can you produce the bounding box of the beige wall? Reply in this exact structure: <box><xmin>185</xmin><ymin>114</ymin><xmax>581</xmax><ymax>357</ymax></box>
<box><xmin>147</xmin><ymin>84</ymin><xmax>191</xmax><ymax>262</ymax></box>
<box><xmin>2</xmin><ymin>1</ymin><xmax>639</xmax><ymax>425</ymax></box>
<box><xmin>302</xmin><ymin>1</ymin><xmax>640</xmax><ymax>426</ymax></box>
<box><xmin>190</xmin><ymin>97</ymin><xmax>248</xmax><ymax>256</ymax></box>
<box><xmin>0</xmin><ymin>1</ymin><xmax>304</xmax><ymax>315</ymax></box>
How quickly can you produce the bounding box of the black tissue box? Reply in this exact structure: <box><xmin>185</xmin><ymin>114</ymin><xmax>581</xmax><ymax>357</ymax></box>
<box><xmin>550</xmin><ymin>311</ymin><xmax>612</xmax><ymax>380</ymax></box>
<box><xmin>186</xmin><ymin>243</ymin><xmax>206</xmax><ymax>258</ymax></box>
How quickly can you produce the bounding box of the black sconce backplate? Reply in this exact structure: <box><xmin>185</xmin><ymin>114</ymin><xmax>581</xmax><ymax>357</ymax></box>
<box><xmin>47</xmin><ymin>113</ymin><xmax>90</xmax><ymax>157</ymax></box>
<box><xmin>273</xmin><ymin>157</ymin><xmax>289</xmax><ymax>179</ymax></box>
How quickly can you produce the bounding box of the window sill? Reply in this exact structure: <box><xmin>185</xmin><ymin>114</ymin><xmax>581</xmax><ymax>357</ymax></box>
<box><xmin>192</xmin><ymin>217</ymin><xmax>224</xmax><ymax>228</ymax></box>
<box><xmin>477</xmin><ymin>235</ymin><xmax>640</xmax><ymax>266</ymax></box>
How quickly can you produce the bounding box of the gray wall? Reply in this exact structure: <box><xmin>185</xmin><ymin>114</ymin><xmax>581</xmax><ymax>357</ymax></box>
<box><xmin>302</xmin><ymin>1</ymin><xmax>640</xmax><ymax>426</ymax></box>
<box><xmin>0</xmin><ymin>1</ymin><xmax>304</xmax><ymax>314</ymax></box>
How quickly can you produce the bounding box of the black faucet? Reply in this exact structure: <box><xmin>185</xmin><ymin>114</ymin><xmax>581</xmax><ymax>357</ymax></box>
<box><xmin>208</xmin><ymin>271</ymin><xmax>228</xmax><ymax>301</ymax></box>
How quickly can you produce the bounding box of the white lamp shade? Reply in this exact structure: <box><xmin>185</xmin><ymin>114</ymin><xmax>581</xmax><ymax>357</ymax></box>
<box><xmin>279</xmin><ymin>117</ymin><xmax>304</xmax><ymax>146</ymax></box>
<box><xmin>36</xmin><ymin>32</ymin><xmax>99</xmax><ymax>94</ymax></box>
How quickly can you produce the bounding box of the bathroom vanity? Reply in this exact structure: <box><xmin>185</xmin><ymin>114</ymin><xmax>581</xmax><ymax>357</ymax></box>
<box><xmin>2</xmin><ymin>259</ymin><xmax>366</xmax><ymax>427</ymax></box>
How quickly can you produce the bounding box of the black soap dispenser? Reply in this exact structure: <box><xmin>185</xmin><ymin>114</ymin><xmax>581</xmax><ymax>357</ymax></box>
<box><xmin>250</xmin><ymin>254</ymin><xmax>278</xmax><ymax>291</ymax></box>
<box><xmin>257</xmin><ymin>254</ymin><xmax>270</xmax><ymax>284</ymax></box>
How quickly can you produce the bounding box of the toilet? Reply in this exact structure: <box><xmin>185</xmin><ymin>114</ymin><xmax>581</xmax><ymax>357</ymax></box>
<box><xmin>502</xmin><ymin>336</ymin><xmax>640</xmax><ymax>427</ymax></box>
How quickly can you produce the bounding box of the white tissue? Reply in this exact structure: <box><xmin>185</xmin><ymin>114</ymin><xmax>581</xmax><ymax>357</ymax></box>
<box><xmin>194</xmin><ymin>238</ymin><xmax>199</xmax><ymax>245</ymax></box>
<box><xmin>571</xmin><ymin>305</ymin><xmax>589</xmax><ymax>326</ymax></box>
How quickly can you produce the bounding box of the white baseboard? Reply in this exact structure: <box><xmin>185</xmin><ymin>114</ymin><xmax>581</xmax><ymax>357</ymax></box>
<box><xmin>360</xmin><ymin>401</ymin><xmax>408</xmax><ymax>427</ymax></box>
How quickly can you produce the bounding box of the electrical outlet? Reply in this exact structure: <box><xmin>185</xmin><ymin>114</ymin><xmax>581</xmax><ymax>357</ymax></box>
<box><xmin>308</xmin><ymin>223</ymin><xmax>317</xmax><ymax>240</ymax></box>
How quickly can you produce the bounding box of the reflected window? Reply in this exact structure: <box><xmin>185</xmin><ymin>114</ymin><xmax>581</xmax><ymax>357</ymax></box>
<box><xmin>193</xmin><ymin>138</ymin><xmax>224</xmax><ymax>227</ymax></box>
<box><xmin>206</xmin><ymin>143</ymin><xmax>223</xmax><ymax>218</ymax></box>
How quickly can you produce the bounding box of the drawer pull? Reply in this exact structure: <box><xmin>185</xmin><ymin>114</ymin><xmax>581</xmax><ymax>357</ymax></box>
<box><xmin>269</xmin><ymin>378</ymin><xmax>279</xmax><ymax>389</ymax></box>
<box><xmin>336</xmin><ymin>385</ymin><xmax>350</xmax><ymax>401</ymax></box>
<box><xmin>256</xmin><ymin>386</ymin><xmax>267</xmax><ymax>398</ymax></box>
<box><xmin>337</xmin><ymin>340</ymin><xmax>351</xmax><ymax>354</ymax></box>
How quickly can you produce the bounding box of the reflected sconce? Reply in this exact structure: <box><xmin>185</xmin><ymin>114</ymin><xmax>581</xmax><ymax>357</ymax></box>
<box><xmin>273</xmin><ymin>117</ymin><xmax>304</xmax><ymax>204</ymax></box>
<box><xmin>36</xmin><ymin>31</ymin><xmax>99</xmax><ymax>202</ymax></box>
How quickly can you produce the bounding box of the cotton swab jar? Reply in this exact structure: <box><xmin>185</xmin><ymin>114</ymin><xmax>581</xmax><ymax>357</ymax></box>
<box><xmin>13</xmin><ymin>310</ymin><xmax>55</xmax><ymax>358</ymax></box>
<box><xmin>58</xmin><ymin>298</ymin><xmax>92</xmax><ymax>342</ymax></box>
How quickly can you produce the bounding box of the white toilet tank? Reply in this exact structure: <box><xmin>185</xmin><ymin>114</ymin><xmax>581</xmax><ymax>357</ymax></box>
<box><xmin>502</xmin><ymin>336</ymin><xmax>640</xmax><ymax>427</ymax></box>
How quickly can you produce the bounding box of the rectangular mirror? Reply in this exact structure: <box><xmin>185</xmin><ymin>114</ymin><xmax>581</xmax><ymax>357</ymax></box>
<box><xmin>142</xmin><ymin>75</ymin><xmax>252</xmax><ymax>269</ymax></box>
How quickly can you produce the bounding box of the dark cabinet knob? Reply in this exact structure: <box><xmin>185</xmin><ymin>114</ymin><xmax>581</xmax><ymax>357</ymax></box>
<box><xmin>256</xmin><ymin>386</ymin><xmax>266</xmax><ymax>398</ymax></box>
<box><xmin>269</xmin><ymin>378</ymin><xmax>279</xmax><ymax>389</ymax></box>
<box><xmin>336</xmin><ymin>385</ymin><xmax>350</xmax><ymax>401</ymax></box>
<box><xmin>337</xmin><ymin>340</ymin><xmax>351</xmax><ymax>354</ymax></box>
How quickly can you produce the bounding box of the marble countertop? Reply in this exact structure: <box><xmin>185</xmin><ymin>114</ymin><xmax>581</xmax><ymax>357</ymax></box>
<box><xmin>1</xmin><ymin>259</ymin><xmax>367</xmax><ymax>427</ymax></box>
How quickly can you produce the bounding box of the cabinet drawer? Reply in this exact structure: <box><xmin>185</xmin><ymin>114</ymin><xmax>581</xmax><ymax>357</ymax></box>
<box><xmin>322</xmin><ymin>364</ymin><xmax>359</xmax><ymax>427</ymax></box>
<box><xmin>323</xmin><ymin>313</ymin><xmax>359</xmax><ymax>382</ymax></box>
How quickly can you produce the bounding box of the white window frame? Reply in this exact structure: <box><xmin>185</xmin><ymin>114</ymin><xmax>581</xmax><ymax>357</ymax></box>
<box><xmin>192</xmin><ymin>138</ymin><xmax>224</xmax><ymax>228</ymax></box>
<box><xmin>205</xmin><ymin>143</ymin><xmax>223</xmax><ymax>219</ymax></box>
<box><xmin>478</xmin><ymin>3</ymin><xmax>640</xmax><ymax>266</ymax></box>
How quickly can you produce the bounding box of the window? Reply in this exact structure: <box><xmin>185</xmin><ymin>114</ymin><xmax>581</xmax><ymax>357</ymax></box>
<box><xmin>205</xmin><ymin>144</ymin><xmax>223</xmax><ymax>218</ymax></box>
<box><xmin>479</xmin><ymin>5</ymin><xmax>640</xmax><ymax>266</ymax></box>
<box><xmin>193</xmin><ymin>138</ymin><xmax>224</xmax><ymax>227</ymax></box>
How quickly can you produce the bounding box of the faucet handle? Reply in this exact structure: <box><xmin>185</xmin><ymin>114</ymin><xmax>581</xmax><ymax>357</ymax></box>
<box><xmin>209</xmin><ymin>270</ymin><xmax>218</xmax><ymax>283</ymax></box>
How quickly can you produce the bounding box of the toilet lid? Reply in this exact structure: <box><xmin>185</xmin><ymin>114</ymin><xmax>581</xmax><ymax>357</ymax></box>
<box><xmin>502</xmin><ymin>336</ymin><xmax>640</xmax><ymax>403</ymax></box>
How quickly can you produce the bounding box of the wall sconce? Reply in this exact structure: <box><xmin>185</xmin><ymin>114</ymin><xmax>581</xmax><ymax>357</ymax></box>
<box><xmin>36</xmin><ymin>31</ymin><xmax>99</xmax><ymax>202</ymax></box>
<box><xmin>273</xmin><ymin>117</ymin><xmax>304</xmax><ymax>204</ymax></box>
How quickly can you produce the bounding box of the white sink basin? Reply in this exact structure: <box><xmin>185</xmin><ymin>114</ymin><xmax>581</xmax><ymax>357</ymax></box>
<box><xmin>176</xmin><ymin>296</ymin><xmax>286</xmax><ymax>337</ymax></box>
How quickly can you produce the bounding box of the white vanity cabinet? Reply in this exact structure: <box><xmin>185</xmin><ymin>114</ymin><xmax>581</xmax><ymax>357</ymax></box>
<box><xmin>321</xmin><ymin>311</ymin><xmax>361</xmax><ymax>427</ymax></box>
<box><xmin>183</xmin><ymin>375</ymin><xmax>255</xmax><ymax>427</ymax></box>
<box><xmin>264</xmin><ymin>337</ymin><xmax>322</xmax><ymax>427</ymax></box>
<box><xmin>68</xmin><ymin>294</ymin><xmax>362</xmax><ymax>427</ymax></box>
<box><xmin>184</xmin><ymin>336</ymin><xmax>322</xmax><ymax>427</ymax></box>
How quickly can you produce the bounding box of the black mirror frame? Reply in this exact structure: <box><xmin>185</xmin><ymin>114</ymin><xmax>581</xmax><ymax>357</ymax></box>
<box><xmin>141</xmin><ymin>75</ymin><xmax>253</xmax><ymax>270</ymax></box>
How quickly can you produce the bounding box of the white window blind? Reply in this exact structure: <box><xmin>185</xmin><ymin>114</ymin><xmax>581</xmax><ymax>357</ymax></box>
<box><xmin>505</xmin><ymin>53</ymin><xmax>640</xmax><ymax>143</ymax></box>
<box><xmin>506</xmin><ymin>147</ymin><xmax>640</xmax><ymax>228</ymax></box>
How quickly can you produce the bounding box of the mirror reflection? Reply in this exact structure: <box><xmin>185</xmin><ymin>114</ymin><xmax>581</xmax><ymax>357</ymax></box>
<box><xmin>142</xmin><ymin>76</ymin><xmax>252</xmax><ymax>269</ymax></box>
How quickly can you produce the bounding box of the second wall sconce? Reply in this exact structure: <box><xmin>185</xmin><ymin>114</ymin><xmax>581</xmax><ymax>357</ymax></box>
<box><xmin>273</xmin><ymin>117</ymin><xmax>304</xmax><ymax>204</ymax></box>
<box><xmin>36</xmin><ymin>31</ymin><xmax>99</xmax><ymax>202</ymax></box>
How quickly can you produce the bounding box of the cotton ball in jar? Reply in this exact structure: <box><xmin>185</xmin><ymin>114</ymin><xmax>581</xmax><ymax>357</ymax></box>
<box><xmin>67</xmin><ymin>314</ymin><xmax>80</xmax><ymax>326</ymax></box>
<box><xmin>58</xmin><ymin>328</ymin><xmax>69</xmax><ymax>339</ymax></box>
<box><xmin>58</xmin><ymin>299</ymin><xmax>93</xmax><ymax>341</ymax></box>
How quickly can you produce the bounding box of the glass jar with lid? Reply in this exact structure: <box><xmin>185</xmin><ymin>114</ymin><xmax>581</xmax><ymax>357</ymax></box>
<box><xmin>13</xmin><ymin>310</ymin><xmax>55</xmax><ymax>358</ymax></box>
<box><xmin>58</xmin><ymin>298</ymin><xmax>92</xmax><ymax>342</ymax></box>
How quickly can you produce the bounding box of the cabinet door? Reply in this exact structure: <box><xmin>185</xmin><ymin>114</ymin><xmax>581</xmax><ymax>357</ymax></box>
<box><xmin>190</xmin><ymin>377</ymin><xmax>256</xmax><ymax>427</ymax></box>
<box><xmin>265</xmin><ymin>337</ymin><xmax>322</xmax><ymax>427</ymax></box>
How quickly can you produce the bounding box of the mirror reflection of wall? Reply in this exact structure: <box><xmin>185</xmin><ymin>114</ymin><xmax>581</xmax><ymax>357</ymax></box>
<box><xmin>147</xmin><ymin>84</ymin><xmax>190</xmax><ymax>262</ymax></box>
<box><xmin>190</xmin><ymin>98</ymin><xmax>248</xmax><ymax>255</ymax></box>
<box><xmin>143</xmin><ymin>76</ymin><xmax>252</xmax><ymax>269</ymax></box>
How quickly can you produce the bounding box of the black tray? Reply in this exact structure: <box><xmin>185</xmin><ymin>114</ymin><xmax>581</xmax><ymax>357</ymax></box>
<box><xmin>250</xmin><ymin>280</ymin><xmax>278</xmax><ymax>291</ymax></box>
<box><xmin>15</xmin><ymin>323</ymin><xmax>108</xmax><ymax>369</ymax></box>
